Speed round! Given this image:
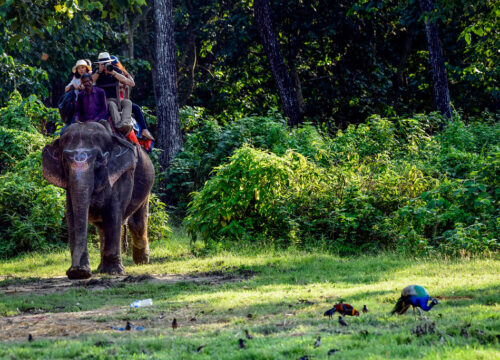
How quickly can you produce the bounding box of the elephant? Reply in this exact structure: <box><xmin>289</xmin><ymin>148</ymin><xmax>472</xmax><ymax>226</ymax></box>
<box><xmin>42</xmin><ymin>121</ymin><xmax>155</xmax><ymax>279</ymax></box>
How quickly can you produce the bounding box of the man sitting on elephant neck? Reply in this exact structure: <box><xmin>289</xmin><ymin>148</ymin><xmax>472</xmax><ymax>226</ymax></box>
<box><xmin>74</xmin><ymin>74</ymin><xmax>109</xmax><ymax>123</ymax></box>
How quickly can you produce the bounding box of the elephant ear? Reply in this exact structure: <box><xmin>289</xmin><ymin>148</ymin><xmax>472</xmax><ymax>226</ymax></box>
<box><xmin>42</xmin><ymin>139</ymin><xmax>67</xmax><ymax>189</ymax></box>
<box><xmin>107</xmin><ymin>135</ymin><xmax>138</xmax><ymax>187</ymax></box>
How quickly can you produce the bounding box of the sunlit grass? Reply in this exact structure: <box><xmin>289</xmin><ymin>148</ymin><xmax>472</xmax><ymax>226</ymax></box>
<box><xmin>0</xmin><ymin>231</ymin><xmax>498</xmax><ymax>359</ymax></box>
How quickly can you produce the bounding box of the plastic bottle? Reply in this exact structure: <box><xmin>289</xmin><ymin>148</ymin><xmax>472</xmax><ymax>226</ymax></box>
<box><xmin>130</xmin><ymin>298</ymin><xmax>153</xmax><ymax>308</ymax></box>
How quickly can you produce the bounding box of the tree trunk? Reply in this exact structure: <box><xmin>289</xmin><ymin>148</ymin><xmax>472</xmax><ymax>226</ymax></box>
<box><xmin>153</xmin><ymin>0</ymin><xmax>182</xmax><ymax>174</ymax></box>
<box><xmin>254</xmin><ymin>0</ymin><xmax>303</xmax><ymax>127</ymax></box>
<box><xmin>418</xmin><ymin>0</ymin><xmax>452</xmax><ymax>119</ymax></box>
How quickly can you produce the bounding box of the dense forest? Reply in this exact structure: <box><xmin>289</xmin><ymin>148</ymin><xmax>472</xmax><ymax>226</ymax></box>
<box><xmin>0</xmin><ymin>0</ymin><xmax>498</xmax><ymax>257</ymax></box>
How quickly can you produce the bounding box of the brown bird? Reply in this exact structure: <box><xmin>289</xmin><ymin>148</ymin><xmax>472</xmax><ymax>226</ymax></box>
<box><xmin>314</xmin><ymin>335</ymin><xmax>321</xmax><ymax>348</ymax></box>
<box><xmin>245</xmin><ymin>329</ymin><xmax>253</xmax><ymax>339</ymax></box>
<box><xmin>362</xmin><ymin>305</ymin><xmax>369</xmax><ymax>313</ymax></box>
<box><xmin>172</xmin><ymin>318</ymin><xmax>178</xmax><ymax>331</ymax></box>
<box><xmin>28</xmin><ymin>334</ymin><xmax>33</xmax><ymax>342</ymax></box>
<box><xmin>239</xmin><ymin>338</ymin><xmax>247</xmax><ymax>349</ymax></box>
<box><xmin>125</xmin><ymin>321</ymin><xmax>132</xmax><ymax>331</ymax></box>
<box><xmin>338</xmin><ymin>316</ymin><xmax>348</xmax><ymax>326</ymax></box>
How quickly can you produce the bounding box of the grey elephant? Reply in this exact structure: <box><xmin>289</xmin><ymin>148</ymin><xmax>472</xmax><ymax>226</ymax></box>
<box><xmin>42</xmin><ymin>121</ymin><xmax>155</xmax><ymax>279</ymax></box>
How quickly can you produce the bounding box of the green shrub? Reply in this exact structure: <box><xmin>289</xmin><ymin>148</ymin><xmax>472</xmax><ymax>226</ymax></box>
<box><xmin>0</xmin><ymin>151</ymin><xmax>66</xmax><ymax>257</ymax></box>
<box><xmin>184</xmin><ymin>112</ymin><xmax>499</xmax><ymax>256</ymax></box>
<box><xmin>147</xmin><ymin>194</ymin><xmax>172</xmax><ymax>241</ymax></box>
<box><xmin>0</xmin><ymin>126</ymin><xmax>48</xmax><ymax>172</ymax></box>
<box><xmin>0</xmin><ymin>91</ymin><xmax>59</xmax><ymax>134</ymax></box>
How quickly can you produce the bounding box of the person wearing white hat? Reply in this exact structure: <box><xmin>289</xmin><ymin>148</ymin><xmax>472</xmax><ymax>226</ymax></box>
<box><xmin>92</xmin><ymin>52</ymin><xmax>136</xmax><ymax>134</ymax></box>
<box><xmin>64</xmin><ymin>59</ymin><xmax>92</xmax><ymax>95</ymax></box>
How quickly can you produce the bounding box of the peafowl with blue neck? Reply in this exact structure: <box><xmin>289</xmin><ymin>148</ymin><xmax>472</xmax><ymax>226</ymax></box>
<box><xmin>391</xmin><ymin>285</ymin><xmax>439</xmax><ymax>318</ymax></box>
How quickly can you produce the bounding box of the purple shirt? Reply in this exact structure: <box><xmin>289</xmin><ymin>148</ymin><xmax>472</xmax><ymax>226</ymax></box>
<box><xmin>74</xmin><ymin>86</ymin><xmax>108</xmax><ymax>122</ymax></box>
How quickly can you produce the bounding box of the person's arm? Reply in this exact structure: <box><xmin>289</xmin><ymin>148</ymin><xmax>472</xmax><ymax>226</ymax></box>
<box><xmin>92</xmin><ymin>63</ymin><xmax>105</xmax><ymax>83</ymax></box>
<box><xmin>65</xmin><ymin>78</ymin><xmax>76</xmax><ymax>92</ymax></box>
<box><xmin>112</xmin><ymin>71</ymin><xmax>135</xmax><ymax>87</ymax></box>
<box><xmin>94</xmin><ymin>89</ymin><xmax>109</xmax><ymax>121</ymax></box>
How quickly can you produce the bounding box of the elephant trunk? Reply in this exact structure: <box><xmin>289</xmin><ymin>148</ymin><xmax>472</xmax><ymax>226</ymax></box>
<box><xmin>65</xmin><ymin>148</ymin><xmax>96</xmax><ymax>269</ymax></box>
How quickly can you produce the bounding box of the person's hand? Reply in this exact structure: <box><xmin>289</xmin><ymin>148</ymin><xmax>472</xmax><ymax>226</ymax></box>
<box><xmin>78</xmin><ymin>84</ymin><xmax>85</xmax><ymax>91</ymax></box>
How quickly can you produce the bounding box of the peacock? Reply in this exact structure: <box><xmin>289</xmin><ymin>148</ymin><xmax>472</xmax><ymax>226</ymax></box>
<box><xmin>391</xmin><ymin>285</ymin><xmax>439</xmax><ymax>317</ymax></box>
<box><xmin>324</xmin><ymin>303</ymin><xmax>360</xmax><ymax>318</ymax></box>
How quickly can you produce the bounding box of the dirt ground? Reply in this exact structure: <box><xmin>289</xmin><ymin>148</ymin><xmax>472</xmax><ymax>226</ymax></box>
<box><xmin>0</xmin><ymin>272</ymin><xmax>251</xmax><ymax>341</ymax></box>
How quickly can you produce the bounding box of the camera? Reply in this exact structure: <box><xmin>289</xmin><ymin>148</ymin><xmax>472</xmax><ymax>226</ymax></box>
<box><xmin>106</xmin><ymin>63</ymin><xmax>115</xmax><ymax>72</ymax></box>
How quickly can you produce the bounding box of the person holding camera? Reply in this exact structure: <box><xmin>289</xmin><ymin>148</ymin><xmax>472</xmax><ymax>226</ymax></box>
<box><xmin>92</xmin><ymin>52</ymin><xmax>135</xmax><ymax>134</ymax></box>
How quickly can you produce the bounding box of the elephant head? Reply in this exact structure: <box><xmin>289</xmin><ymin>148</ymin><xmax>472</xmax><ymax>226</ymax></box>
<box><xmin>42</xmin><ymin>122</ymin><xmax>137</xmax><ymax>279</ymax></box>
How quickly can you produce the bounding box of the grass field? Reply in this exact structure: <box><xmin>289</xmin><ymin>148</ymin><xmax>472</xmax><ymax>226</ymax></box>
<box><xmin>0</xmin><ymin>231</ymin><xmax>498</xmax><ymax>359</ymax></box>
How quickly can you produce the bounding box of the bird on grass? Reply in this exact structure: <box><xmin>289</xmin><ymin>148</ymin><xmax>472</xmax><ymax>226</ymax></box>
<box><xmin>172</xmin><ymin>318</ymin><xmax>178</xmax><ymax>331</ymax></box>
<box><xmin>125</xmin><ymin>321</ymin><xmax>132</xmax><ymax>331</ymax></box>
<box><xmin>196</xmin><ymin>344</ymin><xmax>206</xmax><ymax>353</ymax></box>
<box><xmin>328</xmin><ymin>348</ymin><xmax>340</xmax><ymax>356</ymax></box>
<box><xmin>239</xmin><ymin>338</ymin><xmax>247</xmax><ymax>349</ymax></box>
<box><xmin>391</xmin><ymin>285</ymin><xmax>439</xmax><ymax>319</ymax></box>
<box><xmin>245</xmin><ymin>329</ymin><xmax>253</xmax><ymax>339</ymax></box>
<box><xmin>314</xmin><ymin>336</ymin><xmax>322</xmax><ymax>348</ymax></box>
<box><xmin>28</xmin><ymin>334</ymin><xmax>33</xmax><ymax>342</ymax></box>
<box><xmin>324</xmin><ymin>303</ymin><xmax>360</xmax><ymax>318</ymax></box>
<box><xmin>362</xmin><ymin>305</ymin><xmax>369</xmax><ymax>313</ymax></box>
<box><xmin>338</xmin><ymin>316</ymin><xmax>348</xmax><ymax>326</ymax></box>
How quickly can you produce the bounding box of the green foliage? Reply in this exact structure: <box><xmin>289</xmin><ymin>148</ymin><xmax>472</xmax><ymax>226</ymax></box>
<box><xmin>0</xmin><ymin>53</ymin><xmax>49</xmax><ymax>106</ymax></box>
<box><xmin>0</xmin><ymin>126</ymin><xmax>47</xmax><ymax>172</ymax></box>
<box><xmin>0</xmin><ymin>151</ymin><xmax>66</xmax><ymax>257</ymax></box>
<box><xmin>185</xmin><ymin>113</ymin><xmax>499</xmax><ymax>256</ymax></box>
<box><xmin>0</xmin><ymin>90</ymin><xmax>60</xmax><ymax>133</ymax></box>
<box><xmin>147</xmin><ymin>194</ymin><xmax>172</xmax><ymax>242</ymax></box>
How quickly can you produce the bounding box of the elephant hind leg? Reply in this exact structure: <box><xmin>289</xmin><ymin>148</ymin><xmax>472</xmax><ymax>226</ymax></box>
<box><xmin>128</xmin><ymin>198</ymin><xmax>150</xmax><ymax>265</ymax></box>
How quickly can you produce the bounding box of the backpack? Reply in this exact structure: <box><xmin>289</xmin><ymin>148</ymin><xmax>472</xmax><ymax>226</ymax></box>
<box><xmin>58</xmin><ymin>90</ymin><xmax>76</xmax><ymax>124</ymax></box>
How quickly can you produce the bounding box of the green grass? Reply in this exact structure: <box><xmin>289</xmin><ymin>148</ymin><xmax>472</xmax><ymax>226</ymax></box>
<box><xmin>0</xmin><ymin>231</ymin><xmax>498</xmax><ymax>359</ymax></box>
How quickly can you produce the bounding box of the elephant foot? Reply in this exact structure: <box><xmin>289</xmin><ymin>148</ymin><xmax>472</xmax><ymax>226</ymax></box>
<box><xmin>67</xmin><ymin>266</ymin><xmax>92</xmax><ymax>280</ymax></box>
<box><xmin>133</xmin><ymin>246</ymin><xmax>150</xmax><ymax>265</ymax></box>
<box><xmin>98</xmin><ymin>262</ymin><xmax>125</xmax><ymax>275</ymax></box>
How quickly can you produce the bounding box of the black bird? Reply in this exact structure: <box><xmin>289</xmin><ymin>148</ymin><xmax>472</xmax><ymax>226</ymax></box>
<box><xmin>338</xmin><ymin>316</ymin><xmax>348</xmax><ymax>326</ymax></box>
<box><xmin>297</xmin><ymin>356</ymin><xmax>309</xmax><ymax>360</ymax></box>
<box><xmin>328</xmin><ymin>348</ymin><xmax>340</xmax><ymax>356</ymax></box>
<box><xmin>245</xmin><ymin>329</ymin><xmax>253</xmax><ymax>339</ymax></box>
<box><xmin>247</xmin><ymin>313</ymin><xmax>253</xmax><ymax>319</ymax></box>
<box><xmin>28</xmin><ymin>334</ymin><xmax>33</xmax><ymax>342</ymax></box>
<box><xmin>196</xmin><ymin>344</ymin><xmax>206</xmax><ymax>353</ymax></box>
<box><xmin>239</xmin><ymin>338</ymin><xmax>247</xmax><ymax>349</ymax></box>
<box><xmin>172</xmin><ymin>318</ymin><xmax>178</xmax><ymax>331</ymax></box>
<box><xmin>125</xmin><ymin>321</ymin><xmax>132</xmax><ymax>331</ymax></box>
<box><xmin>362</xmin><ymin>305</ymin><xmax>369</xmax><ymax>313</ymax></box>
<box><xmin>314</xmin><ymin>336</ymin><xmax>321</xmax><ymax>348</ymax></box>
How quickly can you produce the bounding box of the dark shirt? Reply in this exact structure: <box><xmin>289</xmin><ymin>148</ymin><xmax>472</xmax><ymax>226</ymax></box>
<box><xmin>74</xmin><ymin>86</ymin><xmax>108</xmax><ymax>122</ymax></box>
<box><xmin>95</xmin><ymin>71</ymin><xmax>121</xmax><ymax>99</ymax></box>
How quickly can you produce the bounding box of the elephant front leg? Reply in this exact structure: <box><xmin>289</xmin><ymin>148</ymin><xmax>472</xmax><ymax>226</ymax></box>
<box><xmin>98</xmin><ymin>211</ymin><xmax>125</xmax><ymax>275</ymax></box>
<box><xmin>66</xmin><ymin>195</ymin><xmax>92</xmax><ymax>279</ymax></box>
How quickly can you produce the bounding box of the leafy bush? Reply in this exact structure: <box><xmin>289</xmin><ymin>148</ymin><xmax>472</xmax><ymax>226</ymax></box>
<box><xmin>185</xmin><ymin>113</ymin><xmax>499</xmax><ymax>256</ymax></box>
<box><xmin>0</xmin><ymin>126</ymin><xmax>48</xmax><ymax>172</ymax></box>
<box><xmin>0</xmin><ymin>151</ymin><xmax>66</xmax><ymax>257</ymax></box>
<box><xmin>165</xmin><ymin>109</ymin><xmax>329</xmax><ymax>213</ymax></box>
<box><xmin>0</xmin><ymin>90</ymin><xmax>59</xmax><ymax>134</ymax></box>
<box><xmin>147</xmin><ymin>194</ymin><xmax>172</xmax><ymax>241</ymax></box>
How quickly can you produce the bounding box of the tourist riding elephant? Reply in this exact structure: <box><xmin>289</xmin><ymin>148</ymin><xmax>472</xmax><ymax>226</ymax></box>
<box><xmin>42</xmin><ymin>121</ymin><xmax>155</xmax><ymax>279</ymax></box>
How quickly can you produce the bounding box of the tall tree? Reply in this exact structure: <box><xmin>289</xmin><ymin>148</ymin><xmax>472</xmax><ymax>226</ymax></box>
<box><xmin>418</xmin><ymin>0</ymin><xmax>452</xmax><ymax>119</ymax></box>
<box><xmin>254</xmin><ymin>0</ymin><xmax>303</xmax><ymax>127</ymax></box>
<box><xmin>153</xmin><ymin>0</ymin><xmax>182</xmax><ymax>173</ymax></box>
